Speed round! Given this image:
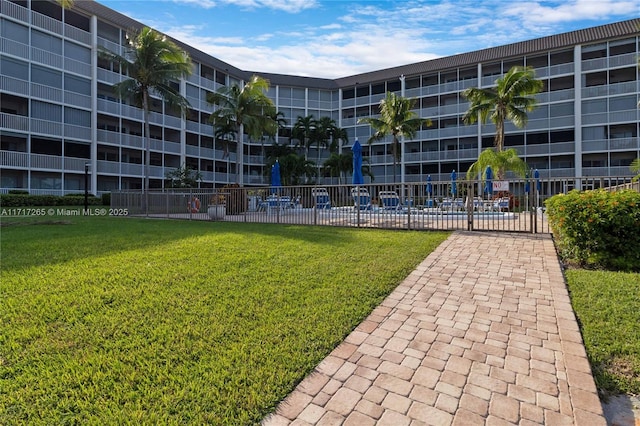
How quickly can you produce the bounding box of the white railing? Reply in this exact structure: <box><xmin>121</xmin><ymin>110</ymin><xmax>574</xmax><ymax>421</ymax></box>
<box><xmin>582</xmin><ymin>140</ymin><xmax>607</xmax><ymax>152</ymax></box>
<box><xmin>97</xmin><ymin>37</ymin><xmax>123</xmax><ymax>56</ymax></box>
<box><xmin>122</xmin><ymin>134</ymin><xmax>144</xmax><ymax>149</ymax></box>
<box><xmin>31</xmin><ymin>82</ymin><xmax>62</xmax><ymax>102</ymax></box>
<box><xmin>164</xmin><ymin>142</ymin><xmax>181</xmax><ymax>154</ymax></box>
<box><xmin>0</xmin><ymin>150</ymin><xmax>29</xmax><ymax>168</ymax></box>
<box><xmin>121</xmin><ymin>163</ymin><xmax>143</xmax><ymax>175</ymax></box>
<box><xmin>31</xmin><ymin>153</ymin><xmax>62</xmax><ymax>170</ymax></box>
<box><xmin>1</xmin><ymin>75</ymin><xmax>29</xmax><ymax>96</ymax></box>
<box><xmin>97</xmin><ymin>98</ymin><xmax>120</xmax><ymax>115</ymax></box>
<box><xmin>1</xmin><ymin>38</ymin><xmax>29</xmax><ymax>59</ymax></box>
<box><xmin>97</xmin><ymin>129</ymin><xmax>120</xmax><ymax>144</ymax></box>
<box><xmin>549</xmin><ymin>63</ymin><xmax>574</xmax><ymax>76</ymax></box>
<box><xmin>1</xmin><ymin>0</ymin><xmax>29</xmax><ymax>22</ymax></box>
<box><xmin>31</xmin><ymin>118</ymin><xmax>62</xmax><ymax>136</ymax></box>
<box><xmin>64</xmin><ymin>124</ymin><xmax>91</xmax><ymax>141</ymax></box>
<box><xmin>64</xmin><ymin>157</ymin><xmax>88</xmax><ymax>171</ymax></box>
<box><xmin>64</xmin><ymin>58</ymin><xmax>91</xmax><ymax>77</ymax></box>
<box><xmin>97</xmin><ymin>160</ymin><xmax>120</xmax><ymax>174</ymax></box>
<box><xmin>164</xmin><ymin>115</ymin><xmax>182</xmax><ymax>129</ymax></box>
<box><xmin>581</xmin><ymin>57</ymin><xmax>607</xmax><ymax>71</ymax></box>
<box><xmin>526</xmin><ymin>144</ymin><xmax>550</xmax><ymax>155</ymax></box>
<box><xmin>121</xmin><ymin>104</ymin><xmax>143</xmax><ymax>120</ymax></box>
<box><xmin>549</xmin><ymin>142</ymin><xmax>574</xmax><ymax>154</ymax></box>
<box><xmin>97</xmin><ymin>68</ymin><xmax>123</xmax><ymax>85</ymax></box>
<box><xmin>31</xmin><ymin>46</ymin><xmax>63</xmax><ymax>69</ymax></box>
<box><xmin>64</xmin><ymin>91</ymin><xmax>92</xmax><ymax>109</ymax></box>
<box><xmin>31</xmin><ymin>10</ymin><xmax>63</xmax><ymax>35</ymax></box>
<box><xmin>610</xmin><ymin>137</ymin><xmax>639</xmax><ymax>151</ymax></box>
<box><xmin>609</xmin><ymin>52</ymin><xmax>637</xmax><ymax>68</ymax></box>
<box><xmin>64</xmin><ymin>24</ymin><xmax>91</xmax><ymax>46</ymax></box>
<box><xmin>0</xmin><ymin>113</ymin><xmax>29</xmax><ymax>131</ymax></box>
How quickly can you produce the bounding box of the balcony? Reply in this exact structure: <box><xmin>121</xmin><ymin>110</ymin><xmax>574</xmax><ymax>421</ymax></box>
<box><xmin>1</xmin><ymin>37</ymin><xmax>29</xmax><ymax>60</ymax></box>
<box><xmin>31</xmin><ymin>46</ymin><xmax>63</xmax><ymax>69</ymax></box>
<box><xmin>97</xmin><ymin>160</ymin><xmax>120</xmax><ymax>174</ymax></box>
<box><xmin>0</xmin><ymin>150</ymin><xmax>29</xmax><ymax>168</ymax></box>
<box><xmin>64</xmin><ymin>91</ymin><xmax>92</xmax><ymax>109</ymax></box>
<box><xmin>32</xmin><ymin>9</ymin><xmax>63</xmax><ymax>36</ymax></box>
<box><xmin>31</xmin><ymin>118</ymin><xmax>63</xmax><ymax>137</ymax></box>
<box><xmin>31</xmin><ymin>82</ymin><xmax>62</xmax><ymax>103</ymax></box>
<box><xmin>0</xmin><ymin>113</ymin><xmax>29</xmax><ymax>132</ymax></box>
<box><xmin>0</xmin><ymin>75</ymin><xmax>29</xmax><ymax>97</ymax></box>
<box><xmin>64</xmin><ymin>124</ymin><xmax>91</xmax><ymax>141</ymax></box>
<box><xmin>31</xmin><ymin>153</ymin><xmax>63</xmax><ymax>170</ymax></box>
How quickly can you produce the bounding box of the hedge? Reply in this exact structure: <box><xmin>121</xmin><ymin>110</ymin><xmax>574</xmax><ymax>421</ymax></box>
<box><xmin>545</xmin><ymin>189</ymin><xmax>640</xmax><ymax>271</ymax></box>
<box><xmin>0</xmin><ymin>194</ymin><xmax>104</xmax><ymax>208</ymax></box>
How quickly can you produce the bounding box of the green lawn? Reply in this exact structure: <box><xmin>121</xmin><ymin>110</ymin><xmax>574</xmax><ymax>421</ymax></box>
<box><xmin>565</xmin><ymin>269</ymin><xmax>640</xmax><ymax>396</ymax></box>
<box><xmin>0</xmin><ymin>216</ymin><xmax>449</xmax><ymax>425</ymax></box>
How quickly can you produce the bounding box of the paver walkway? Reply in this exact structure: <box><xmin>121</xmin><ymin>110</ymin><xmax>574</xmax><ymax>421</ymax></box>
<box><xmin>262</xmin><ymin>231</ymin><xmax>606</xmax><ymax>425</ymax></box>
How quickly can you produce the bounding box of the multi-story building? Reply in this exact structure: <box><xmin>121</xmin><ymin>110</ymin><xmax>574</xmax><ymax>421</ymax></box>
<box><xmin>1</xmin><ymin>0</ymin><xmax>638</xmax><ymax>194</ymax></box>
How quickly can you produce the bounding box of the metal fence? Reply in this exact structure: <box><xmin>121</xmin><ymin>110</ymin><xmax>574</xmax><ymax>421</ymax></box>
<box><xmin>110</xmin><ymin>176</ymin><xmax>638</xmax><ymax>234</ymax></box>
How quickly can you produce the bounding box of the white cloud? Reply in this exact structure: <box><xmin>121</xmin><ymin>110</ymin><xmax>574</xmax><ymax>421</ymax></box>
<box><xmin>172</xmin><ymin>0</ymin><xmax>217</xmax><ymax>9</ymax></box>
<box><xmin>503</xmin><ymin>0</ymin><xmax>640</xmax><ymax>24</ymax></box>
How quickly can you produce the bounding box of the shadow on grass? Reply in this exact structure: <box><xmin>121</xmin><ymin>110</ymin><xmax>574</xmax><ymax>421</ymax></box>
<box><xmin>0</xmin><ymin>217</ymin><xmax>379</xmax><ymax>271</ymax></box>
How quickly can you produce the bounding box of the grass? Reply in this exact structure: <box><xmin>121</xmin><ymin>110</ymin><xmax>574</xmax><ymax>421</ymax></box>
<box><xmin>0</xmin><ymin>216</ymin><xmax>449</xmax><ymax>425</ymax></box>
<box><xmin>565</xmin><ymin>269</ymin><xmax>640</xmax><ymax>397</ymax></box>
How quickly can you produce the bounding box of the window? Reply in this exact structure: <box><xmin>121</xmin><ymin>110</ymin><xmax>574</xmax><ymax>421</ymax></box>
<box><xmin>32</xmin><ymin>101</ymin><xmax>62</xmax><ymax>121</ymax></box>
<box><xmin>64</xmin><ymin>40</ymin><xmax>91</xmax><ymax>63</ymax></box>
<box><xmin>1</xmin><ymin>19</ymin><xmax>28</xmax><ymax>43</ymax></box>
<box><xmin>0</xmin><ymin>57</ymin><xmax>28</xmax><ymax>79</ymax></box>
<box><xmin>64</xmin><ymin>107</ymin><xmax>91</xmax><ymax>127</ymax></box>
<box><xmin>64</xmin><ymin>75</ymin><xmax>90</xmax><ymax>95</ymax></box>
<box><xmin>32</xmin><ymin>65</ymin><xmax>62</xmax><ymax>88</ymax></box>
<box><xmin>31</xmin><ymin>30</ymin><xmax>62</xmax><ymax>55</ymax></box>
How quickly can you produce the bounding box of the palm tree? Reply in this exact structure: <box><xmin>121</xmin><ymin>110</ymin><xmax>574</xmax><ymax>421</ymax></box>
<box><xmin>462</xmin><ymin>66</ymin><xmax>543</xmax><ymax>152</ymax></box>
<box><xmin>100</xmin><ymin>27</ymin><xmax>192</xmax><ymax>213</ymax></box>
<box><xmin>359</xmin><ymin>92</ymin><xmax>431</xmax><ymax>184</ymax></box>
<box><xmin>291</xmin><ymin>115</ymin><xmax>317</xmax><ymax>160</ymax></box>
<box><xmin>57</xmin><ymin>0</ymin><xmax>74</xmax><ymax>8</ymax></box>
<box><xmin>630</xmin><ymin>158</ymin><xmax>640</xmax><ymax>182</ymax></box>
<box><xmin>207</xmin><ymin>75</ymin><xmax>276</xmax><ymax>184</ymax></box>
<box><xmin>323</xmin><ymin>152</ymin><xmax>352</xmax><ymax>185</ymax></box>
<box><xmin>466</xmin><ymin>148</ymin><xmax>528</xmax><ymax>181</ymax></box>
<box><xmin>314</xmin><ymin>116</ymin><xmax>338</xmax><ymax>180</ymax></box>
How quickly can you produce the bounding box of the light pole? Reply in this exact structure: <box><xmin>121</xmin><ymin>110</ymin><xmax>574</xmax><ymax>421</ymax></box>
<box><xmin>84</xmin><ymin>162</ymin><xmax>89</xmax><ymax>211</ymax></box>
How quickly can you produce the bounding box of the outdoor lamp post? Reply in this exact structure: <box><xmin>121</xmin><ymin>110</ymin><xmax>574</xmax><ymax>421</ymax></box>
<box><xmin>84</xmin><ymin>162</ymin><xmax>89</xmax><ymax>211</ymax></box>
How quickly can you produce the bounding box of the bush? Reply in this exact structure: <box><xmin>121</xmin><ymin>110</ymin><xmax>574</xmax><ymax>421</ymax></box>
<box><xmin>546</xmin><ymin>189</ymin><xmax>640</xmax><ymax>271</ymax></box>
<box><xmin>0</xmin><ymin>194</ymin><xmax>103</xmax><ymax>207</ymax></box>
<box><xmin>101</xmin><ymin>192</ymin><xmax>111</xmax><ymax>206</ymax></box>
<box><xmin>8</xmin><ymin>190</ymin><xmax>29</xmax><ymax>195</ymax></box>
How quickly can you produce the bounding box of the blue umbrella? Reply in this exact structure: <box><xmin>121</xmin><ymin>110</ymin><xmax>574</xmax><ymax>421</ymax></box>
<box><xmin>426</xmin><ymin>174</ymin><xmax>432</xmax><ymax>196</ymax></box>
<box><xmin>485</xmin><ymin>166</ymin><xmax>493</xmax><ymax>196</ymax></box>
<box><xmin>525</xmin><ymin>171</ymin><xmax>530</xmax><ymax>193</ymax></box>
<box><xmin>352</xmin><ymin>138</ymin><xmax>364</xmax><ymax>185</ymax></box>
<box><xmin>451</xmin><ymin>169</ymin><xmax>457</xmax><ymax>197</ymax></box>
<box><xmin>534</xmin><ymin>169</ymin><xmax>541</xmax><ymax>192</ymax></box>
<box><xmin>270</xmin><ymin>160</ymin><xmax>281</xmax><ymax>193</ymax></box>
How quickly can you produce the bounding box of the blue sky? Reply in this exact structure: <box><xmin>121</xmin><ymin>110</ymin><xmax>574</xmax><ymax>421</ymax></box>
<box><xmin>97</xmin><ymin>0</ymin><xmax>640</xmax><ymax>79</ymax></box>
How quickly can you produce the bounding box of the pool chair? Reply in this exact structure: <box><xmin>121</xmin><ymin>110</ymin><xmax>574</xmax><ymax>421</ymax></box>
<box><xmin>311</xmin><ymin>187</ymin><xmax>331</xmax><ymax>209</ymax></box>
<box><xmin>351</xmin><ymin>187</ymin><xmax>372</xmax><ymax>210</ymax></box>
<box><xmin>440</xmin><ymin>197</ymin><xmax>465</xmax><ymax>211</ymax></box>
<box><xmin>379</xmin><ymin>191</ymin><xmax>402</xmax><ymax>211</ymax></box>
<box><xmin>493</xmin><ymin>197</ymin><xmax>510</xmax><ymax>211</ymax></box>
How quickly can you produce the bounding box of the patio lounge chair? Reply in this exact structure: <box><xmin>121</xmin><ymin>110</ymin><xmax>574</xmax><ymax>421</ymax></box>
<box><xmin>351</xmin><ymin>187</ymin><xmax>372</xmax><ymax>210</ymax></box>
<box><xmin>379</xmin><ymin>191</ymin><xmax>402</xmax><ymax>211</ymax></box>
<box><xmin>440</xmin><ymin>197</ymin><xmax>464</xmax><ymax>211</ymax></box>
<box><xmin>494</xmin><ymin>197</ymin><xmax>510</xmax><ymax>211</ymax></box>
<box><xmin>311</xmin><ymin>187</ymin><xmax>332</xmax><ymax>209</ymax></box>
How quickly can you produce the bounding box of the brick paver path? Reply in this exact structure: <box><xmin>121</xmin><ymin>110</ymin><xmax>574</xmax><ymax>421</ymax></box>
<box><xmin>263</xmin><ymin>232</ymin><xmax>606</xmax><ymax>425</ymax></box>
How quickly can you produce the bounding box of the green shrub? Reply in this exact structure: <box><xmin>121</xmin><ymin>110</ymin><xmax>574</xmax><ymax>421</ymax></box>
<box><xmin>101</xmin><ymin>192</ymin><xmax>111</xmax><ymax>206</ymax></box>
<box><xmin>546</xmin><ymin>189</ymin><xmax>640</xmax><ymax>271</ymax></box>
<box><xmin>8</xmin><ymin>190</ymin><xmax>29</xmax><ymax>195</ymax></box>
<box><xmin>0</xmin><ymin>194</ymin><xmax>103</xmax><ymax>207</ymax></box>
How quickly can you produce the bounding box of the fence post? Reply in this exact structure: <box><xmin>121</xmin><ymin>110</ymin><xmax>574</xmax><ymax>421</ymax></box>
<box><xmin>467</xmin><ymin>182</ymin><xmax>474</xmax><ymax>231</ymax></box>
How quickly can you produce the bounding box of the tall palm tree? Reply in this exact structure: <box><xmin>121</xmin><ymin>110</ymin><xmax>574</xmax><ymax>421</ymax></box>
<box><xmin>359</xmin><ymin>92</ymin><xmax>431</xmax><ymax>184</ymax></box>
<box><xmin>100</xmin><ymin>27</ymin><xmax>192</xmax><ymax>212</ymax></box>
<box><xmin>57</xmin><ymin>0</ymin><xmax>74</xmax><ymax>8</ymax></box>
<box><xmin>323</xmin><ymin>152</ymin><xmax>352</xmax><ymax>185</ymax></box>
<box><xmin>291</xmin><ymin>115</ymin><xmax>317</xmax><ymax>160</ymax></box>
<box><xmin>462</xmin><ymin>66</ymin><xmax>543</xmax><ymax>152</ymax></box>
<box><xmin>207</xmin><ymin>75</ymin><xmax>276</xmax><ymax>184</ymax></box>
<box><xmin>630</xmin><ymin>158</ymin><xmax>640</xmax><ymax>182</ymax></box>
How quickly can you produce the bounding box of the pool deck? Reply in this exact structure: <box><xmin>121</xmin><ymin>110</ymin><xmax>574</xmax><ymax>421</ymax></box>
<box><xmin>262</xmin><ymin>231</ymin><xmax>606</xmax><ymax>425</ymax></box>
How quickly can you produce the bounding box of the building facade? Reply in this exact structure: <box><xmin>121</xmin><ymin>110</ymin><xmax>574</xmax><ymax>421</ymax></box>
<box><xmin>1</xmin><ymin>0</ymin><xmax>638</xmax><ymax>194</ymax></box>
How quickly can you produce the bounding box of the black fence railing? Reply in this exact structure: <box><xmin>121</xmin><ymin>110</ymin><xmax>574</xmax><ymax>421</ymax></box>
<box><xmin>110</xmin><ymin>176</ymin><xmax>638</xmax><ymax>234</ymax></box>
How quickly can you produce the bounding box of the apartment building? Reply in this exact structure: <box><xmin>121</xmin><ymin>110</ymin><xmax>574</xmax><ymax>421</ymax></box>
<box><xmin>1</xmin><ymin>0</ymin><xmax>638</xmax><ymax>194</ymax></box>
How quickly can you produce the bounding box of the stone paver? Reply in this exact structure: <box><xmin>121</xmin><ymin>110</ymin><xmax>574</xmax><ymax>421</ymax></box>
<box><xmin>262</xmin><ymin>232</ymin><xmax>606</xmax><ymax>425</ymax></box>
